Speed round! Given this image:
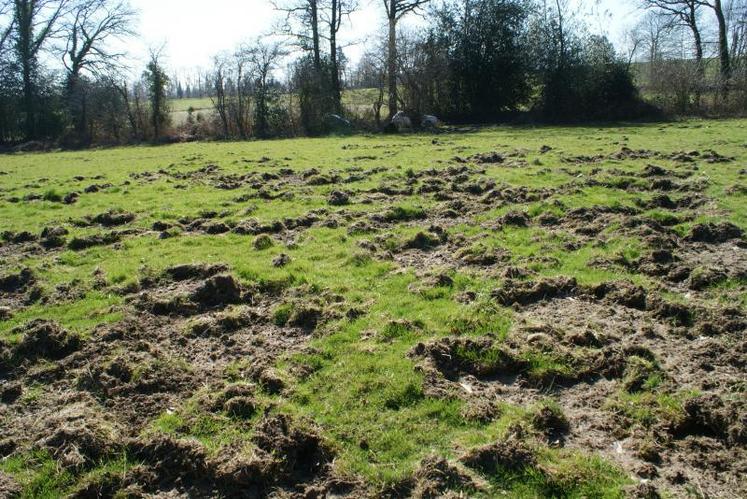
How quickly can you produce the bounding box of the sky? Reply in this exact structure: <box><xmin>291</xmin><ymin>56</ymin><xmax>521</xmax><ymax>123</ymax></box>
<box><xmin>124</xmin><ymin>0</ymin><xmax>642</xmax><ymax>75</ymax></box>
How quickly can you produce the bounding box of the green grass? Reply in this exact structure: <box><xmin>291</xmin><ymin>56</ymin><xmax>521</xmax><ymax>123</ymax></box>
<box><xmin>1</xmin><ymin>118</ymin><xmax>746</xmax><ymax>496</ymax></box>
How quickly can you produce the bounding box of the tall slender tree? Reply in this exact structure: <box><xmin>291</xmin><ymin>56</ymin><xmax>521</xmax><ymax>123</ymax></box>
<box><xmin>321</xmin><ymin>0</ymin><xmax>357</xmax><ymax>112</ymax></box>
<box><xmin>274</xmin><ymin>0</ymin><xmax>322</xmax><ymax>71</ymax></box>
<box><xmin>697</xmin><ymin>0</ymin><xmax>731</xmax><ymax>80</ymax></box>
<box><xmin>382</xmin><ymin>0</ymin><xmax>431</xmax><ymax>119</ymax></box>
<box><xmin>641</xmin><ymin>0</ymin><xmax>704</xmax><ymax>74</ymax></box>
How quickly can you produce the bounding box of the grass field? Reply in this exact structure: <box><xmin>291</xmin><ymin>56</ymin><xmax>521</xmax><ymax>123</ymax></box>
<box><xmin>170</xmin><ymin>97</ymin><xmax>214</xmax><ymax>126</ymax></box>
<box><xmin>169</xmin><ymin>88</ymin><xmax>387</xmax><ymax>125</ymax></box>
<box><xmin>0</xmin><ymin>120</ymin><xmax>746</xmax><ymax>497</ymax></box>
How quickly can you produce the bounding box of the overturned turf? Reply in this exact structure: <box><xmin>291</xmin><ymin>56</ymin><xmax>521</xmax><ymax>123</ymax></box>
<box><xmin>0</xmin><ymin>120</ymin><xmax>745</xmax><ymax>497</ymax></box>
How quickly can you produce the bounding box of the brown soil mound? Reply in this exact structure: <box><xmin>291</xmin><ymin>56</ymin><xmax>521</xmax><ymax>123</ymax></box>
<box><xmin>460</xmin><ymin>438</ymin><xmax>536</xmax><ymax>473</ymax></box>
<box><xmin>13</xmin><ymin>320</ymin><xmax>82</xmax><ymax>361</ymax></box>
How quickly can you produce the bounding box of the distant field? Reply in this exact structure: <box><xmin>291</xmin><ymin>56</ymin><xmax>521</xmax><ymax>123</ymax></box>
<box><xmin>169</xmin><ymin>88</ymin><xmax>388</xmax><ymax>125</ymax></box>
<box><xmin>170</xmin><ymin>97</ymin><xmax>214</xmax><ymax>125</ymax></box>
<box><xmin>0</xmin><ymin>120</ymin><xmax>745</xmax><ymax>497</ymax></box>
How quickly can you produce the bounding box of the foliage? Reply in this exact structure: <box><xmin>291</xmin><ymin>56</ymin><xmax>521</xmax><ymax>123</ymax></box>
<box><xmin>411</xmin><ymin>0</ymin><xmax>532</xmax><ymax>119</ymax></box>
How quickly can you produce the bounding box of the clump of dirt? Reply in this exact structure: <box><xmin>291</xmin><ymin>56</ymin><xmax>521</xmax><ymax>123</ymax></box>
<box><xmin>187</xmin><ymin>308</ymin><xmax>259</xmax><ymax>337</ymax></box>
<box><xmin>68</xmin><ymin>231</ymin><xmax>121</xmax><ymax>251</ymax></box>
<box><xmin>460</xmin><ymin>437</ymin><xmax>536</xmax><ymax>473</ymax></box>
<box><xmin>251</xmin><ymin>367</ymin><xmax>284</xmax><ymax>395</ymax></box>
<box><xmin>454</xmin><ymin>243</ymin><xmax>510</xmax><ymax>266</ymax></box>
<box><xmin>0</xmin><ymin>342</ymin><xmax>12</xmax><ymax>373</ymax></box>
<box><xmin>128</xmin><ymin>436</ymin><xmax>210</xmax><ymax>483</ymax></box>
<box><xmin>402</xmin><ymin>231</ymin><xmax>443</xmax><ymax>250</ymax></box>
<box><xmin>497</xmin><ymin>210</ymin><xmax>530</xmax><ymax>227</ymax></box>
<box><xmin>191</xmin><ymin>274</ymin><xmax>243</xmax><ymax>308</ymax></box>
<box><xmin>625</xmin><ymin>482</ymin><xmax>662</xmax><ymax>499</ymax></box>
<box><xmin>40</xmin><ymin>226</ymin><xmax>68</xmax><ymax>249</ymax></box>
<box><xmin>687</xmin><ymin>266</ymin><xmax>728</xmax><ymax>290</ymax></box>
<box><xmin>202</xmin><ymin>220</ymin><xmax>231</xmax><ymax>234</ymax></box>
<box><xmin>686</xmin><ymin>222</ymin><xmax>743</xmax><ymax>243</ymax></box>
<box><xmin>251</xmin><ymin>414</ymin><xmax>334</xmax><ymax>484</ymax></box>
<box><xmin>671</xmin><ymin>394</ymin><xmax>746</xmax><ymax>445</ymax></box>
<box><xmin>90</xmin><ymin>209</ymin><xmax>136</xmax><ymax>227</ymax></box>
<box><xmin>640</xmin><ymin>164</ymin><xmax>669</xmax><ymax>177</ymax></box>
<box><xmin>410</xmin><ymin>336</ymin><xmax>523</xmax><ymax>382</ymax></box>
<box><xmin>0</xmin><ymin>306</ymin><xmax>12</xmax><ymax>321</ymax></box>
<box><xmin>492</xmin><ymin>277</ymin><xmax>578</xmax><ymax>306</ymax></box>
<box><xmin>589</xmin><ymin>280</ymin><xmax>648</xmax><ymax>310</ymax></box>
<box><xmin>253</xmin><ymin>234</ymin><xmax>274</xmax><ymax>250</ymax></box>
<box><xmin>328</xmin><ymin>190</ymin><xmax>351</xmax><ymax>206</ymax></box>
<box><xmin>134</xmin><ymin>268</ymin><xmax>246</xmax><ymax>316</ymax></box>
<box><xmin>13</xmin><ymin>320</ymin><xmax>82</xmax><ymax>362</ymax></box>
<box><xmin>0</xmin><ymin>472</ymin><xmax>21</xmax><ymax>498</ymax></box>
<box><xmin>288</xmin><ymin>306</ymin><xmax>323</xmax><ymax>331</ymax></box>
<box><xmin>411</xmin><ymin>456</ymin><xmax>478</xmax><ymax>498</ymax></box>
<box><xmin>35</xmin><ymin>401</ymin><xmax>122</xmax><ymax>470</ymax></box>
<box><xmin>622</xmin><ymin>355</ymin><xmax>661</xmax><ymax>393</ymax></box>
<box><xmin>1</xmin><ymin>230</ymin><xmax>37</xmax><ymax>244</ymax></box>
<box><xmin>272</xmin><ymin>253</ymin><xmax>292</xmax><ymax>267</ymax></box>
<box><xmin>164</xmin><ymin>263</ymin><xmax>228</xmax><ymax>282</ymax></box>
<box><xmin>468</xmin><ymin>152</ymin><xmax>505</xmax><ymax>164</ymax></box>
<box><xmin>531</xmin><ymin>403</ymin><xmax>570</xmax><ymax>442</ymax></box>
<box><xmin>462</xmin><ymin>399</ymin><xmax>501</xmax><ymax>423</ymax></box>
<box><xmin>84</xmin><ymin>183</ymin><xmax>112</xmax><ymax>193</ymax></box>
<box><xmin>0</xmin><ymin>268</ymin><xmax>34</xmax><ymax>293</ymax></box>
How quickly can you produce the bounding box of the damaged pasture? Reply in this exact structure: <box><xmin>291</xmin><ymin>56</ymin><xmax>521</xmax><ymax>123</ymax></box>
<box><xmin>0</xmin><ymin>120</ymin><xmax>745</xmax><ymax>497</ymax></box>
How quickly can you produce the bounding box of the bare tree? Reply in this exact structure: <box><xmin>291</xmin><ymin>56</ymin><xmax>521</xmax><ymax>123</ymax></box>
<box><xmin>62</xmin><ymin>0</ymin><xmax>136</xmax><ymax>138</ymax></box>
<box><xmin>210</xmin><ymin>48</ymin><xmax>253</xmax><ymax>138</ymax></box>
<box><xmin>697</xmin><ymin>0</ymin><xmax>731</xmax><ymax>81</ymax></box>
<box><xmin>382</xmin><ymin>0</ymin><xmax>430</xmax><ymax>119</ymax></box>
<box><xmin>11</xmin><ymin>0</ymin><xmax>70</xmax><ymax>138</ymax></box>
<box><xmin>641</xmin><ymin>0</ymin><xmax>704</xmax><ymax>72</ymax></box>
<box><xmin>273</xmin><ymin>0</ymin><xmax>322</xmax><ymax>71</ymax></box>
<box><xmin>632</xmin><ymin>11</ymin><xmax>676</xmax><ymax>84</ymax></box>
<box><xmin>246</xmin><ymin>40</ymin><xmax>286</xmax><ymax>137</ymax></box>
<box><xmin>115</xmin><ymin>79</ymin><xmax>145</xmax><ymax>141</ymax></box>
<box><xmin>62</xmin><ymin>0</ymin><xmax>134</xmax><ymax>80</ymax></box>
<box><xmin>730</xmin><ymin>0</ymin><xmax>746</xmax><ymax>66</ymax></box>
<box><xmin>321</xmin><ymin>0</ymin><xmax>357</xmax><ymax>111</ymax></box>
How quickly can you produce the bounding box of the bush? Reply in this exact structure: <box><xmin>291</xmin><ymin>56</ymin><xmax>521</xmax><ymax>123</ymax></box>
<box><xmin>540</xmin><ymin>36</ymin><xmax>658</xmax><ymax>121</ymax></box>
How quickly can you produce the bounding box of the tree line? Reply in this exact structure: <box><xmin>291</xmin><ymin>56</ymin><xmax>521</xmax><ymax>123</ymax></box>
<box><xmin>0</xmin><ymin>0</ymin><xmax>745</xmax><ymax>148</ymax></box>
<box><xmin>630</xmin><ymin>0</ymin><xmax>747</xmax><ymax>114</ymax></box>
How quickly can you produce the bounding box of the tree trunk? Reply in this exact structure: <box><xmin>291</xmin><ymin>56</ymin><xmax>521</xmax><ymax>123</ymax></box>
<box><xmin>67</xmin><ymin>72</ymin><xmax>89</xmax><ymax>142</ymax></box>
<box><xmin>330</xmin><ymin>0</ymin><xmax>341</xmax><ymax>112</ymax></box>
<box><xmin>556</xmin><ymin>0</ymin><xmax>565</xmax><ymax>69</ymax></box>
<box><xmin>22</xmin><ymin>59</ymin><xmax>35</xmax><ymax>139</ymax></box>
<box><xmin>387</xmin><ymin>13</ymin><xmax>398</xmax><ymax>119</ymax></box>
<box><xmin>118</xmin><ymin>83</ymin><xmax>137</xmax><ymax>138</ymax></box>
<box><xmin>311</xmin><ymin>0</ymin><xmax>321</xmax><ymax>72</ymax></box>
<box><xmin>713</xmin><ymin>0</ymin><xmax>731</xmax><ymax>82</ymax></box>
<box><xmin>17</xmin><ymin>2</ymin><xmax>36</xmax><ymax>140</ymax></box>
